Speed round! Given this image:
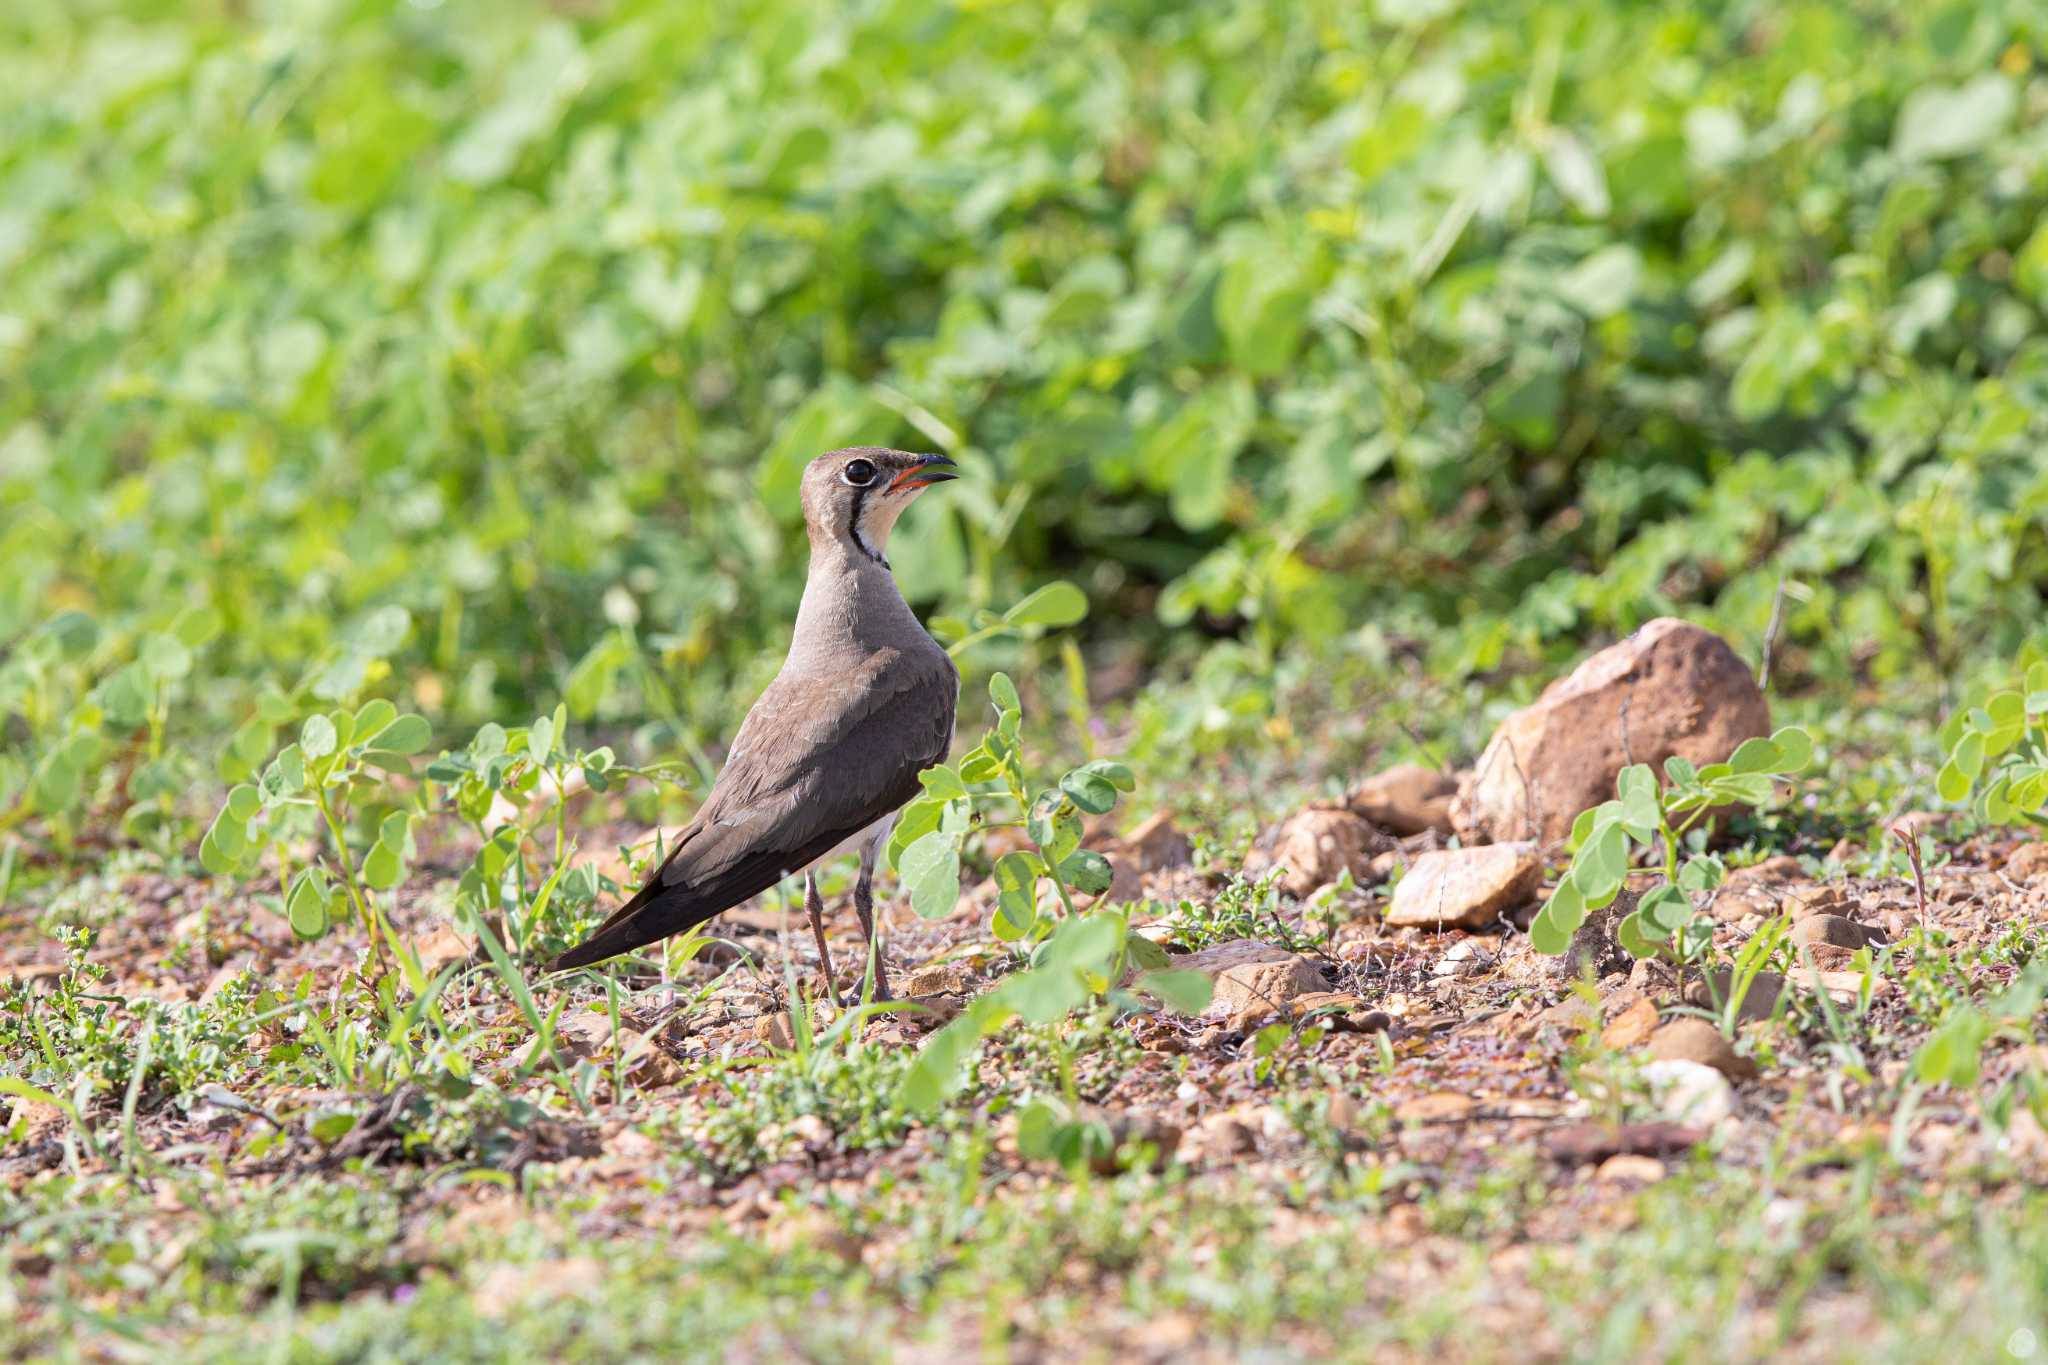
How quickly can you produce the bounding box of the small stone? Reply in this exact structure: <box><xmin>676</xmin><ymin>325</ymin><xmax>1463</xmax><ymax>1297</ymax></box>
<box><xmin>1790</xmin><ymin>914</ymin><xmax>1882</xmax><ymax>952</ymax></box>
<box><xmin>1395</xmin><ymin>1092</ymin><xmax>1475</xmax><ymax>1123</ymax></box>
<box><xmin>1178</xmin><ymin>939</ymin><xmax>1328</xmax><ymax>1026</ymax></box>
<box><xmin>1349</xmin><ymin>764</ymin><xmax>1459</xmax><ymax>836</ymax></box>
<box><xmin>1386</xmin><ymin>843</ymin><xmax>1543</xmax><ymax>930</ymax></box>
<box><xmin>751</xmin><ymin>1012</ymin><xmax>795</xmax><ymax>1050</ymax></box>
<box><xmin>1600</xmin><ymin>996</ymin><xmax>1659</xmax><ymax>1049</ymax></box>
<box><xmin>900</xmin><ymin>958</ymin><xmax>975</xmax><ymax>998</ymax></box>
<box><xmin>1179</xmin><ymin>1111</ymin><xmax>1257</xmax><ymax>1167</ymax></box>
<box><xmin>1641</xmin><ymin>1058</ymin><xmax>1737</xmax><ymax>1127</ymax></box>
<box><xmin>1681</xmin><ymin>969</ymin><xmax>1784</xmax><ymax>1025</ymax></box>
<box><xmin>1433</xmin><ymin>938</ymin><xmax>1495</xmax><ymax>977</ymax></box>
<box><xmin>1120</xmin><ymin>812</ymin><xmax>1194</xmax><ymax>873</ymax></box>
<box><xmin>1251</xmin><ymin>808</ymin><xmax>1381</xmax><ymax>897</ymax></box>
<box><xmin>1782</xmin><ymin>884</ymin><xmax>1856</xmax><ymax>918</ymax></box>
<box><xmin>1213</xmin><ymin>954</ymin><xmax>1329</xmax><ymax>1029</ymax></box>
<box><xmin>407</xmin><ymin>926</ymin><xmax>474</xmax><ymax>974</ymax></box>
<box><xmin>2006</xmin><ymin>843</ymin><xmax>2048</xmax><ymax>881</ymax></box>
<box><xmin>1644</xmin><ymin>1018</ymin><xmax>1757</xmax><ymax>1082</ymax></box>
<box><xmin>1545</xmin><ymin>1120</ymin><xmax>1702</xmax><ymax>1164</ymax></box>
<box><xmin>1596</xmin><ymin>1153</ymin><xmax>1669</xmax><ymax>1184</ymax></box>
<box><xmin>520</xmin><ymin>1010</ymin><xmax>683</xmax><ymax>1087</ymax></box>
<box><xmin>1726</xmin><ymin>855</ymin><xmax>1805</xmax><ymax>886</ymax></box>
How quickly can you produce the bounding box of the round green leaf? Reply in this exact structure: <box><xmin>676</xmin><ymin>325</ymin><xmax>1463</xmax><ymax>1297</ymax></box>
<box><xmin>300</xmin><ymin>714</ymin><xmax>337</xmax><ymax>760</ymax></box>
<box><xmin>1003</xmin><ymin>581</ymin><xmax>1088</xmax><ymax>629</ymax></box>
<box><xmin>989</xmin><ymin>672</ymin><xmax>1021</xmax><ymax>714</ymax></box>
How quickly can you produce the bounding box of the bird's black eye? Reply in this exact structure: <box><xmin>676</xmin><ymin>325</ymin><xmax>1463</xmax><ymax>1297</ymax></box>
<box><xmin>841</xmin><ymin>458</ymin><xmax>877</xmax><ymax>487</ymax></box>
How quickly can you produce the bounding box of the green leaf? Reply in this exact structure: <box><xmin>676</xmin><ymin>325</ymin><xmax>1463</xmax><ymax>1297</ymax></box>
<box><xmin>900</xmin><ymin>830</ymin><xmax>963</xmax><ymax>920</ymax></box>
<box><xmin>1074</xmin><ymin>759</ymin><xmax>1136</xmax><ymax>792</ymax></box>
<box><xmin>1638</xmin><ymin>884</ymin><xmax>1692</xmax><ymax>936</ymax></box>
<box><xmin>918</xmin><ymin>766</ymin><xmax>968</xmax><ymax>802</ymax></box>
<box><xmin>1767</xmin><ymin>726</ymin><xmax>1814</xmax><ymax>774</ymax></box>
<box><xmin>992</xmin><ymin>851</ymin><xmax>1041</xmax><ymax>939</ymax></box>
<box><xmin>527</xmin><ymin>713</ymin><xmax>554</xmax><ymax>765</ymax></box>
<box><xmin>1542</xmin><ymin>875</ymin><xmax>1588</xmax><ymax>941</ymax></box>
<box><xmin>300</xmin><ymin>714</ymin><xmax>337</xmax><ymax>760</ymax></box>
<box><xmin>1059</xmin><ymin>849</ymin><xmax>1115</xmax><ymax>895</ymax></box>
<box><xmin>1664</xmin><ymin>755</ymin><xmax>1699</xmax><ymax>787</ymax></box>
<box><xmin>351</xmin><ymin>699</ymin><xmax>397</xmax><ymax>746</ymax></box>
<box><xmin>1136</xmin><ymin>969</ymin><xmax>1212</xmax><ymax>1014</ymax></box>
<box><xmin>287</xmin><ymin>871</ymin><xmax>330</xmax><ymax>939</ymax></box>
<box><xmin>378</xmin><ymin>810</ymin><xmax>410</xmax><ymax>850</ymax></box>
<box><xmin>959</xmin><ymin>747</ymin><xmax>1003</xmax><ymax>784</ymax></box>
<box><xmin>1727</xmin><ymin>735</ymin><xmax>1781</xmax><ymax>776</ymax></box>
<box><xmin>1937</xmin><ymin>758</ymin><xmax>1971</xmax><ymax>804</ymax></box>
<box><xmin>1894</xmin><ymin>75</ymin><xmax>2015</xmax><ymax>162</ymax></box>
<box><xmin>1677</xmin><ymin>855</ymin><xmax>1725</xmax><ymax>895</ymax></box>
<box><xmin>1060</xmin><ymin>767</ymin><xmax>1120</xmax><ymax>815</ymax></box>
<box><xmin>989</xmin><ymin>672</ymin><xmax>1020</xmax><ymax>715</ymax></box>
<box><xmin>1954</xmin><ymin>730</ymin><xmax>1986</xmax><ymax>781</ymax></box>
<box><xmin>887</xmin><ymin>796</ymin><xmax>947</xmax><ymax>870</ymax></box>
<box><xmin>1528</xmin><ymin>903</ymin><xmax>1570</xmax><ymax>956</ymax></box>
<box><xmin>1616</xmin><ymin>911</ymin><xmax>1660</xmax><ymax>957</ymax></box>
<box><xmin>1574</xmin><ymin>823</ymin><xmax>1630</xmax><ymax>901</ymax></box>
<box><xmin>1003</xmin><ymin>582</ymin><xmax>1089</xmax><ymax>629</ymax></box>
<box><xmin>362</xmin><ymin>841</ymin><xmax>404</xmax><ymax>890</ymax></box>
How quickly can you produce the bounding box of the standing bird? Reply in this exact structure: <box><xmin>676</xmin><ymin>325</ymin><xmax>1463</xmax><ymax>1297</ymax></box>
<box><xmin>547</xmin><ymin>448</ymin><xmax>961</xmax><ymax>1001</ymax></box>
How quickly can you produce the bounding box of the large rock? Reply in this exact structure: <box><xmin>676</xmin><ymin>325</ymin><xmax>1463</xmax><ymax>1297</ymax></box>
<box><xmin>1385</xmin><ymin>843</ymin><xmax>1543</xmax><ymax>930</ymax></box>
<box><xmin>1349</xmin><ymin>764</ymin><xmax>1458</xmax><ymax>836</ymax></box>
<box><xmin>1452</xmin><ymin>618</ymin><xmax>1770</xmax><ymax>845</ymax></box>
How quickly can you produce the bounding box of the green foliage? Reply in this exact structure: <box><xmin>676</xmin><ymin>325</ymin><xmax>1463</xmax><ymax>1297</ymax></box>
<box><xmin>1531</xmin><ymin>727</ymin><xmax>1813</xmax><ymax>958</ymax></box>
<box><xmin>1936</xmin><ymin>648</ymin><xmax>2048</xmax><ymax>823</ymax></box>
<box><xmin>901</xmin><ymin>910</ymin><xmax>1210</xmax><ymax>1116</ymax></box>
<box><xmin>891</xmin><ymin>673</ymin><xmax>1136</xmax><ymax>943</ymax></box>
<box><xmin>6</xmin><ymin>0</ymin><xmax>2048</xmax><ymax>804</ymax></box>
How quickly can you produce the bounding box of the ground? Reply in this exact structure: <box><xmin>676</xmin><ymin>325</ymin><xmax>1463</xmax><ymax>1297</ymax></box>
<box><xmin>8</xmin><ymin>712</ymin><xmax>2048</xmax><ymax>1363</ymax></box>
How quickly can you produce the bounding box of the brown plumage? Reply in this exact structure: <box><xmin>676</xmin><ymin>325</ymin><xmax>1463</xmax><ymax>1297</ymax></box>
<box><xmin>548</xmin><ymin>448</ymin><xmax>960</xmax><ymax>995</ymax></box>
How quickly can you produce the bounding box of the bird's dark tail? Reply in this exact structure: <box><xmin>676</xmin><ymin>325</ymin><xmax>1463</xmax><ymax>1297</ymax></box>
<box><xmin>545</xmin><ymin>875</ymin><xmax>726</xmax><ymax>973</ymax></box>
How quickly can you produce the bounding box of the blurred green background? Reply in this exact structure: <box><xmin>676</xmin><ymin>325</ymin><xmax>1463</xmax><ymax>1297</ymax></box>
<box><xmin>4</xmin><ymin>0</ymin><xmax>2048</xmax><ymax>830</ymax></box>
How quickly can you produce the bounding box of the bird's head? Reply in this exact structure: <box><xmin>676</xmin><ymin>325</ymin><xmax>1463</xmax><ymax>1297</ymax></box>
<box><xmin>799</xmin><ymin>447</ymin><xmax>958</xmax><ymax>566</ymax></box>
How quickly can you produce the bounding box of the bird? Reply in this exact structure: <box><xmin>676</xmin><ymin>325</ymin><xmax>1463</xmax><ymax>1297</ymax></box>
<box><xmin>547</xmin><ymin>448</ymin><xmax>961</xmax><ymax>1003</ymax></box>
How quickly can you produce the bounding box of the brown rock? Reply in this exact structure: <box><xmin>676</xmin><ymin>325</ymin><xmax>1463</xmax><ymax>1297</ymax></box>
<box><xmin>1386</xmin><ymin>843</ymin><xmax>1543</xmax><ymax>929</ymax></box>
<box><xmin>1452</xmin><ymin>618</ymin><xmax>1770</xmax><ymax>844</ymax></box>
<box><xmin>522</xmin><ymin>1010</ymin><xmax>683</xmax><ymax>1088</ymax></box>
<box><xmin>406</xmin><ymin>926</ymin><xmax>474</xmax><ymax>975</ymax></box>
<box><xmin>1121</xmin><ymin>812</ymin><xmax>1194</xmax><ymax>873</ymax></box>
<box><xmin>1210</xmin><ymin>955</ymin><xmax>1329</xmax><ymax>1026</ymax></box>
<box><xmin>900</xmin><ymin>958</ymin><xmax>975</xmax><ymax>997</ymax></box>
<box><xmin>1396</xmin><ymin>1092</ymin><xmax>1475</xmax><ymax>1123</ymax></box>
<box><xmin>1546</xmin><ymin>1120</ymin><xmax>1703</xmax><ymax>1164</ymax></box>
<box><xmin>1179</xmin><ymin>1111</ymin><xmax>1257</xmax><ymax>1166</ymax></box>
<box><xmin>1726</xmin><ymin>855</ymin><xmax>1805</xmax><ymax>886</ymax></box>
<box><xmin>1681</xmin><ymin>969</ymin><xmax>1785</xmax><ymax>1025</ymax></box>
<box><xmin>1350</xmin><ymin>764</ymin><xmax>1459</xmax><ymax>836</ymax></box>
<box><xmin>1600</xmin><ymin>996</ymin><xmax>1659</xmax><ymax>1049</ymax></box>
<box><xmin>1790</xmin><ymin>914</ymin><xmax>1882</xmax><ymax>952</ymax></box>
<box><xmin>1596</xmin><ymin>1153</ymin><xmax>1670</xmax><ymax>1184</ymax></box>
<box><xmin>1644</xmin><ymin>1018</ymin><xmax>1757</xmax><ymax>1082</ymax></box>
<box><xmin>1782</xmin><ymin>883</ymin><xmax>1855</xmax><ymax>918</ymax></box>
<box><xmin>1251</xmin><ymin>807</ymin><xmax>1381</xmax><ymax>896</ymax></box>
<box><xmin>2007</xmin><ymin>843</ymin><xmax>2048</xmax><ymax>881</ymax></box>
<box><xmin>1242</xmin><ymin>991</ymin><xmax>1390</xmax><ymax>1034</ymax></box>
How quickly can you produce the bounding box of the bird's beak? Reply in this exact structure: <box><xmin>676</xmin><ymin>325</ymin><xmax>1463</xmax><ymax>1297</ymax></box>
<box><xmin>887</xmin><ymin>452</ymin><xmax>959</xmax><ymax>493</ymax></box>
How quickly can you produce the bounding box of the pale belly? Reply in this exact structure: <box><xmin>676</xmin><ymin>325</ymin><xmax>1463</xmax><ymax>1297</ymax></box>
<box><xmin>805</xmin><ymin>810</ymin><xmax>897</xmax><ymax>874</ymax></box>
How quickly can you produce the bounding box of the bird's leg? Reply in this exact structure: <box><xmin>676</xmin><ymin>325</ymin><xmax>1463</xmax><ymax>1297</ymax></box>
<box><xmin>804</xmin><ymin>872</ymin><xmax>844</xmax><ymax>1009</ymax></box>
<box><xmin>853</xmin><ymin>844</ymin><xmax>892</xmax><ymax>1001</ymax></box>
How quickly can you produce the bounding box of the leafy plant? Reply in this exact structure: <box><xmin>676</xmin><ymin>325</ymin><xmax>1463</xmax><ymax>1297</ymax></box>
<box><xmin>1936</xmin><ymin>653</ymin><xmax>2048</xmax><ymax>824</ymax></box>
<box><xmin>891</xmin><ymin>672</ymin><xmax>1135</xmax><ymax>943</ymax></box>
<box><xmin>901</xmin><ymin>909</ymin><xmax>1211</xmax><ymax>1115</ymax></box>
<box><xmin>199</xmin><ymin>698</ymin><xmax>435</xmax><ymax>950</ymax></box>
<box><xmin>1530</xmin><ymin>727</ymin><xmax>1814</xmax><ymax>960</ymax></box>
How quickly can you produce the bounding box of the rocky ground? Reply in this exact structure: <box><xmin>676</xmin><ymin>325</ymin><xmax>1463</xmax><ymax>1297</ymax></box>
<box><xmin>7</xmin><ymin>621</ymin><xmax>2048</xmax><ymax>1360</ymax></box>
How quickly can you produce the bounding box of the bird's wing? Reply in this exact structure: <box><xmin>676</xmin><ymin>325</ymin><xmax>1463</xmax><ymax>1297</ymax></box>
<box><xmin>547</xmin><ymin>647</ymin><xmax>957</xmax><ymax>971</ymax></box>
